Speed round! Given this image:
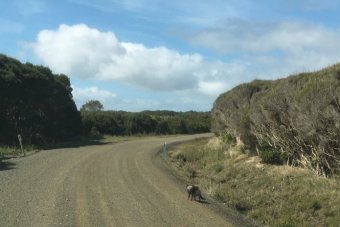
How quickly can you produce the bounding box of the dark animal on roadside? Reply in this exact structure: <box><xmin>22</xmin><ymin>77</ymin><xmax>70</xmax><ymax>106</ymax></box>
<box><xmin>186</xmin><ymin>184</ymin><xmax>205</xmax><ymax>201</ymax></box>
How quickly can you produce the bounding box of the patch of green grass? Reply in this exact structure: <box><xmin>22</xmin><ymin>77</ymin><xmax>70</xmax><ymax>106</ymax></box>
<box><xmin>211</xmin><ymin>162</ymin><xmax>224</xmax><ymax>173</ymax></box>
<box><xmin>0</xmin><ymin>146</ymin><xmax>22</xmax><ymax>158</ymax></box>
<box><xmin>167</xmin><ymin>137</ymin><xmax>340</xmax><ymax>227</ymax></box>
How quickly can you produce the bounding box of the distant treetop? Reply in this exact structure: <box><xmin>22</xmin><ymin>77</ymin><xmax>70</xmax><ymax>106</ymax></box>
<box><xmin>80</xmin><ymin>100</ymin><xmax>104</xmax><ymax>112</ymax></box>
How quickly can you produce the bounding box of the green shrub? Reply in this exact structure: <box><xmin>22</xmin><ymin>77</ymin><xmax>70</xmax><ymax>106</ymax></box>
<box><xmin>259</xmin><ymin>148</ymin><xmax>285</xmax><ymax>165</ymax></box>
<box><xmin>212</xmin><ymin>63</ymin><xmax>340</xmax><ymax>176</ymax></box>
<box><xmin>222</xmin><ymin>132</ymin><xmax>236</xmax><ymax>144</ymax></box>
<box><xmin>213</xmin><ymin>190</ymin><xmax>227</xmax><ymax>202</ymax></box>
<box><xmin>173</xmin><ymin>153</ymin><xmax>187</xmax><ymax>163</ymax></box>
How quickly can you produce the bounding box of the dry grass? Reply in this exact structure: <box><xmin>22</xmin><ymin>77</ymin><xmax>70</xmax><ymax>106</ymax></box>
<box><xmin>166</xmin><ymin>137</ymin><xmax>340</xmax><ymax>227</ymax></box>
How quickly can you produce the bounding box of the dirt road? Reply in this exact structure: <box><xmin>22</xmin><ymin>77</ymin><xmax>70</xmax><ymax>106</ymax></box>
<box><xmin>0</xmin><ymin>134</ymin><xmax>257</xmax><ymax>227</ymax></box>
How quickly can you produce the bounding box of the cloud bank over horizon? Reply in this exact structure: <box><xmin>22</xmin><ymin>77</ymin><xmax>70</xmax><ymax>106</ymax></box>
<box><xmin>23</xmin><ymin>19</ymin><xmax>340</xmax><ymax>111</ymax></box>
<box><xmin>27</xmin><ymin>24</ymin><xmax>240</xmax><ymax>99</ymax></box>
<box><xmin>4</xmin><ymin>0</ymin><xmax>340</xmax><ymax>111</ymax></box>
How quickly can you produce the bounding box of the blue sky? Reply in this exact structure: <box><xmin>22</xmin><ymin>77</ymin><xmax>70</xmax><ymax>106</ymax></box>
<box><xmin>1</xmin><ymin>0</ymin><xmax>340</xmax><ymax>111</ymax></box>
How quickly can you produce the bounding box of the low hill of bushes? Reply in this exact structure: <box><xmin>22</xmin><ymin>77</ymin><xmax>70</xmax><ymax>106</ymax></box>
<box><xmin>212</xmin><ymin>64</ymin><xmax>340</xmax><ymax>176</ymax></box>
<box><xmin>81</xmin><ymin>110</ymin><xmax>211</xmax><ymax>136</ymax></box>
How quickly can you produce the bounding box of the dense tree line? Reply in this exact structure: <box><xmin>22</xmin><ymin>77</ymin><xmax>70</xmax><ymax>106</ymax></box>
<box><xmin>0</xmin><ymin>54</ymin><xmax>81</xmax><ymax>146</ymax></box>
<box><xmin>81</xmin><ymin>108</ymin><xmax>211</xmax><ymax>136</ymax></box>
<box><xmin>0</xmin><ymin>54</ymin><xmax>211</xmax><ymax>148</ymax></box>
<box><xmin>212</xmin><ymin>63</ymin><xmax>340</xmax><ymax>176</ymax></box>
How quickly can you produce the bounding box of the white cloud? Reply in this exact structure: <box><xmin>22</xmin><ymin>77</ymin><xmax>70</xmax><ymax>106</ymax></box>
<box><xmin>71</xmin><ymin>85</ymin><xmax>211</xmax><ymax>111</ymax></box>
<box><xmin>26</xmin><ymin>21</ymin><xmax>340</xmax><ymax>112</ymax></box>
<box><xmin>27</xmin><ymin>24</ymin><xmax>244</xmax><ymax>97</ymax></box>
<box><xmin>198</xmin><ymin>81</ymin><xmax>228</xmax><ymax>97</ymax></box>
<box><xmin>72</xmin><ymin>86</ymin><xmax>117</xmax><ymax>109</ymax></box>
<box><xmin>31</xmin><ymin>24</ymin><xmax>124</xmax><ymax>79</ymax></box>
<box><xmin>186</xmin><ymin>20</ymin><xmax>340</xmax><ymax>76</ymax></box>
<box><xmin>98</xmin><ymin>43</ymin><xmax>202</xmax><ymax>91</ymax></box>
<box><xmin>188</xmin><ymin>20</ymin><xmax>340</xmax><ymax>53</ymax></box>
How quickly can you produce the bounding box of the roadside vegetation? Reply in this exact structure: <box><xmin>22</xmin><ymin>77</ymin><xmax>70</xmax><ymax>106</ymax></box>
<box><xmin>0</xmin><ymin>54</ymin><xmax>210</xmax><ymax>160</ymax></box>
<box><xmin>81</xmin><ymin>107</ymin><xmax>210</xmax><ymax>137</ymax></box>
<box><xmin>166</xmin><ymin>137</ymin><xmax>340</xmax><ymax>226</ymax></box>
<box><xmin>212</xmin><ymin>64</ymin><xmax>340</xmax><ymax>177</ymax></box>
<box><xmin>0</xmin><ymin>54</ymin><xmax>81</xmax><ymax>148</ymax></box>
<box><xmin>200</xmin><ymin>63</ymin><xmax>340</xmax><ymax>225</ymax></box>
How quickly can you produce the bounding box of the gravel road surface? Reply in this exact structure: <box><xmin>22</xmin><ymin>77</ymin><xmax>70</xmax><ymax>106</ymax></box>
<box><xmin>0</xmin><ymin>134</ymin><xmax>258</xmax><ymax>227</ymax></box>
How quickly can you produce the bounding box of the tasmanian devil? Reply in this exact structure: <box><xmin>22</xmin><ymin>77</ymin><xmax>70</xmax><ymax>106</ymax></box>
<box><xmin>186</xmin><ymin>184</ymin><xmax>205</xmax><ymax>201</ymax></box>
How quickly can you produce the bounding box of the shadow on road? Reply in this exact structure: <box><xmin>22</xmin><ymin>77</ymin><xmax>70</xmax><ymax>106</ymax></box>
<box><xmin>42</xmin><ymin>135</ymin><xmax>113</xmax><ymax>150</ymax></box>
<box><xmin>0</xmin><ymin>160</ymin><xmax>16</xmax><ymax>171</ymax></box>
<box><xmin>44</xmin><ymin>140</ymin><xmax>112</xmax><ymax>150</ymax></box>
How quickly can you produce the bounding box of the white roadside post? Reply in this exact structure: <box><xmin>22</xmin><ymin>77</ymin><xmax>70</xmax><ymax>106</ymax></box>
<box><xmin>162</xmin><ymin>142</ymin><xmax>167</xmax><ymax>158</ymax></box>
<box><xmin>163</xmin><ymin>142</ymin><xmax>167</xmax><ymax>155</ymax></box>
<box><xmin>17</xmin><ymin>134</ymin><xmax>25</xmax><ymax>156</ymax></box>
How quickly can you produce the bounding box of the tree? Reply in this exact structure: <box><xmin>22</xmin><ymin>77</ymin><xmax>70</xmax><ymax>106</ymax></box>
<box><xmin>0</xmin><ymin>54</ymin><xmax>81</xmax><ymax>146</ymax></box>
<box><xmin>80</xmin><ymin>100</ymin><xmax>104</xmax><ymax>112</ymax></box>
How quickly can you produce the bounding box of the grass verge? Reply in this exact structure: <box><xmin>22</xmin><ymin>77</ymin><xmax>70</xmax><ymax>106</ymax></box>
<box><xmin>165</xmin><ymin>137</ymin><xmax>340</xmax><ymax>227</ymax></box>
<box><xmin>0</xmin><ymin>145</ymin><xmax>38</xmax><ymax>160</ymax></box>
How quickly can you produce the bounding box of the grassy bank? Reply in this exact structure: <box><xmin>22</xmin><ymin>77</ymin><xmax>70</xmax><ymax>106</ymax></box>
<box><xmin>165</xmin><ymin>137</ymin><xmax>340</xmax><ymax>227</ymax></box>
<box><xmin>0</xmin><ymin>145</ymin><xmax>38</xmax><ymax>160</ymax></box>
